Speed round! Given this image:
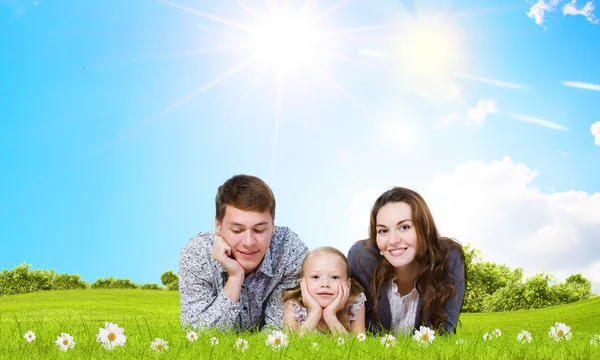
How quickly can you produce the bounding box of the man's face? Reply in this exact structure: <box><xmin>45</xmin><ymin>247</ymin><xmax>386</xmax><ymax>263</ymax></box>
<box><xmin>215</xmin><ymin>206</ymin><xmax>274</xmax><ymax>275</ymax></box>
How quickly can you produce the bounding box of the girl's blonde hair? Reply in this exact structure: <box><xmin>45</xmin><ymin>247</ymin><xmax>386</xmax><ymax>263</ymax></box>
<box><xmin>281</xmin><ymin>246</ymin><xmax>364</xmax><ymax>331</ymax></box>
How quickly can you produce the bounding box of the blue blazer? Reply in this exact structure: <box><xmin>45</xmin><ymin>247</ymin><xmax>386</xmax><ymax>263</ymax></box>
<box><xmin>348</xmin><ymin>240</ymin><xmax>465</xmax><ymax>334</ymax></box>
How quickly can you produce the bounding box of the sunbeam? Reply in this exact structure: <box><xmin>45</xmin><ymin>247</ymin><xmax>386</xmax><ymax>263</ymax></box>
<box><xmin>156</xmin><ymin>0</ymin><xmax>250</xmax><ymax>31</ymax></box>
<box><xmin>102</xmin><ymin>57</ymin><xmax>255</xmax><ymax>151</ymax></box>
<box><xmin>237</xmin><ymin>0</ymin><xmax>261</xmax><ymax>20</ymax></box>
<box><xmin>315</xmin><ymin>66</ymin><xmax>371</xmax><ymax>117</ymax></box>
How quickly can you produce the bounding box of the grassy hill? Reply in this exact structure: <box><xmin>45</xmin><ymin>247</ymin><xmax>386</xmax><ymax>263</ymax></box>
<box><xmin>1</xmin><ymin>290</ymin><xmax>599</xmax><ymax>359</ymax></box>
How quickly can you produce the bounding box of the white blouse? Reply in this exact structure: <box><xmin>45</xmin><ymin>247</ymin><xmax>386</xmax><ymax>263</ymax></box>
<box><xmin>387</xmin><ymin>279</ymin><xmax>420</xmax><ymax>336</ymax></box>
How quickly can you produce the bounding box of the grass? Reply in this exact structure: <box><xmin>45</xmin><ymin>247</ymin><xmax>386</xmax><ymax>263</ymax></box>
<box><xmin>1</xmin><ymin>289</ymin><xmax>599</xmax><ymax>359</ymax></box>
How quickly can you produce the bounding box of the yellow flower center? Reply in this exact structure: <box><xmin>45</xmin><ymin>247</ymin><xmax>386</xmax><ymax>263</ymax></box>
<box><xmin>157</xmin><ymin>344</ymin><xmax>163</xmax><ymax>350</ymax></box>
<box><xmin>274</xmin><ymin>338</ymin><xmax>281</xmax><ymax>345</ymax></box>
<box><xmin>557</xmin><ymin>330</ymin><xmax>564</xmax><ymax>337</ymax></box>
<box><xmin>63</xmin><ymin>339</ymin><xmax>68</xmax><ymax>345</ymax></box>
<box><xmin>28</xmin><ymin>335</ymin><xmax>32</xmax><ymax>338</ymax></box>
<box><xmin>421</xmin><ymin>334</ymin><xmax>429</xmax><ymax>341</ymax></box>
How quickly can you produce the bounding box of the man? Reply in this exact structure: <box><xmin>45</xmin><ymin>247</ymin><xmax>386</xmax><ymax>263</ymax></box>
<box><xmin>179</xmin><ymin>174</ymin><xmax>308</xmax><ymax>331</ymax></box>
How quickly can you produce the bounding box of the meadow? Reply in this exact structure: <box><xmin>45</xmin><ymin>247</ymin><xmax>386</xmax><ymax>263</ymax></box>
<box><xmin>1</xmin><ymin>289</ymin><xmax>599</xmax><ymax>359</ymax></box>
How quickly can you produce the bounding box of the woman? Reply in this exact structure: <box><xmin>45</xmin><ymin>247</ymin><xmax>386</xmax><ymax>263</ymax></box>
<box><xmin>348</xmin><ymin>187</ymin><xmax>465</xmax><ymax>335</ymax></box>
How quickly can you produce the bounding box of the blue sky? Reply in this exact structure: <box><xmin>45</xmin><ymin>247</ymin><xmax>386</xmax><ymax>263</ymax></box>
<box><xmin>1</xmin><ymin>0</ymin><xmax>599</xmax><ymax>292</ymax></box>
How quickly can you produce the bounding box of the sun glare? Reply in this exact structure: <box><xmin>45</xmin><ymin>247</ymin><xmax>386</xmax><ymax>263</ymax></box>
<box><xmin>247</xmin><ymin>9</ymin><xmax>332</xmax><ymax>73</ymax></box>
<box><xmin>396</xmin><ymin>18</ymin><xmax>464</xmax><ymax>80</ymax></box>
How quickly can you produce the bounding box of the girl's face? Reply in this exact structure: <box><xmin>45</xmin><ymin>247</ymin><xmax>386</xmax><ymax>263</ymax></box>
<box><xmin>304</xmin><ymin>253</ymin><xmax>350</xmax><ymax>308</ymax></box>
<box><xmin>375</xmin><ymin>201</ymin><xmax>419</xmax><ymax>269</ymax></box>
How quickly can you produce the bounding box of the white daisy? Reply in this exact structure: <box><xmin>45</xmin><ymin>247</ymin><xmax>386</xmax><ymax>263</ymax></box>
<box><xmin>186</xmin><ymin>331</ymin><xmax>198</xmax><ymax>342</ymax></box>
<box><xmin>590</xmin><ymin>334</ymin><xmax>600</xmax><ymax>345</ymax></box>
<box><xmin>96</xmin><ymin>322</ymin><xmax>126</xmax><ymax>350</ymax></box>
<box><xmin>235</xmin><ymin>338</ymin><xmax>249</xmax><ymax>352</ymax></box>
<box><xmin>413</xmin><ymin>326</ymin><xmax>436</xmax><ymax>347</ymax></box>
<box><xmin>380</xmin><ymin>334</ymin><xmax>396</xmax><ymax>348</ymax></box>
<box><xmin>356</xmin><ymin>332</ymin><xmax>367</xmax><ymax>342</ymax></box>
<box><xmin>517</xmin><ymin>330</ymin><xmax>532</xmax><ymax>344</ymax></box>
<box><xmin>336</xmin><ymin>336</ymin><xmax>345</xmax><ymax>346</ymax></box>
<box><xmin>24</xmin><ymin>331</ymin><xmax>36</xmax><ymax>343</ymax></box>
<box><xmin>266</xmin><ymin>330</ymin><xmax>288</xmax><ymax>351</ymax></box>
<box><xmin>311</xmin><ymin>341</ymin><xmax>319</xmax><ymax>349</ymax></box>
<box><xmin>209</xmin><ymin>336</ymin><xmax>219</xmax><ymax>346</ymax></box>
<box><xmin>483</xmin><ymin>332</ymin><xmax>492</xmax><ymax>341</ymax></box>
<box><xmin>548</xmin><ymin>322</ymin><xmax>572</xmax><ymax>342</ymax></box>
<box><xmin>55</xmin><ymin>333</ymin><xmax>75</xmax><ymax>352</ymax></box>
<box><xmin>150</xmin><ymin>338</ymin><xmax>169</xmax><ymax>352</ymax></box>
<box><xmin>493</xmin><ymin>328</ymin><xmax>502</xmax><ymax>338</ymax></box>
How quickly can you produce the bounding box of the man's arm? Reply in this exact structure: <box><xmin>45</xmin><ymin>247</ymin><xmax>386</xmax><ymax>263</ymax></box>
<box><xmin>179</xmin><ymin>237</ymin><xmax>242</xmax><ymax>330</ymax></box>
<box><xmin>442</xmin><ymin>250</ymin><xmax>466</xmax><ymax>333</ymax></box>
<box><xmin>263</xmin><ymin>232</ymin><xmax>308</xmax><ymax>330</ymax></box>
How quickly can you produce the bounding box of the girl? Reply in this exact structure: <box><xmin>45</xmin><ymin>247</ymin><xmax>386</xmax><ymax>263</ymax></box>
<box><xmin>348</xmin><ymin>187</ymin><xmax>466</xmax><ymax>336</ymax></box>
<box><xmin>282</xmin><ymin>246</ymin><xmax>366</xmax><ymax>335</ymax></box>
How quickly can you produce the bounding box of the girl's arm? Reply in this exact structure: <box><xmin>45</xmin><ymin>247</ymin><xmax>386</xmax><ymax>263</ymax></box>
<box><xmin>297</xmin><ymin>310</ymin><xmax>322</xmax><ymax>336</ymax></box>
<box><xmin>296</xmin><ymin>278</ymin><xmax>324</xmax><ymax>336</ymax></box>
<box><xmin>323</xmin><ymin>282</ymin><xmax>350</xmax><ymax>335</ymax></box>
<box><xmin>348</xmin><ymin>305</ymin><xmax>366</xmax><ymax>333</ymax></box>
<box><xmin>323</xmin><ymin>314</ymin><xmax>348</xmax><ymax>335</ymax></box>
<box><xmin>283</xmin><ymin>301</ymin><xmax>298</xmax><ymax>333</ymax></box>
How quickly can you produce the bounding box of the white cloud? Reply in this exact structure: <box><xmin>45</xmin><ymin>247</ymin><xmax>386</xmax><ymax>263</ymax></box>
<box><xmin>467</xmin><ymin>100</ymin><xmax>497</xmax><ymax>127</ymax></box>
<box><xmin>563</xmin><ymin>0</ymin><xmax>599</xmax><ymax>24</ymax></box>
<box><xmin>592</xmin><ymin>121</ymin><xmax>600</xmax><ymax>145</ymax></box>
<box><xmin>512</xmin><ymin>114</ymin><xmax>568</xmax><ymax>131</ymax></box>
<box><xmin>458</xmin><ymin>74</ymin><xmax>529</xmax><ymax>89</ymax></box>
<box><xmin>428</xmin><ymin>157</ymin><xmax>600</xmax><ymax>292</ymax></box>
<box><xmin>527</xmin><ymin>0</ymin><xmax>561</xmax><ymax>25</ymax></box>
<box><xmin>562</xmin><ymin>81</ymin><xmax>600</xmax><ymax>91</ymax></box>
<box><xmin>346</xmin><ymin>157</ymin><xmax>600</xmax><ymax>293</ymax></box>
<box><xmin>441</xmin><ymin>112</ymin><xmax>459</xmax><ymax>128</ymax></box>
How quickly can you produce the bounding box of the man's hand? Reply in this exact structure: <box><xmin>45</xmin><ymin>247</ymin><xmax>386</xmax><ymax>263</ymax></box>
<box><xmin>212</xmin><ymin>232</ymin><xmax>245</xmax><ymax>281</ymax></box>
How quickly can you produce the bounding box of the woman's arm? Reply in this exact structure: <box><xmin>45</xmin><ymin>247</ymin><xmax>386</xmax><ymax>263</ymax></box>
<box><xmin>442</xmin><ymin>250</ymin><xmax>466</xmax><ymax>333</ymax></box>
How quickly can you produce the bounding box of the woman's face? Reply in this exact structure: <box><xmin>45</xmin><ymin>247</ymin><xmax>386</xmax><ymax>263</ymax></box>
<box><xmin>375</xmin><ymin>201</ymin><xmax>418</xmax><ymax>269</ymax></box>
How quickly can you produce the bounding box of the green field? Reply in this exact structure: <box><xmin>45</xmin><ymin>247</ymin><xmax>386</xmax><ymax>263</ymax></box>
<box><xmin>1</xmin><ymin>290</ymin><xmax>599</xmax><ymax>359</ymax></box>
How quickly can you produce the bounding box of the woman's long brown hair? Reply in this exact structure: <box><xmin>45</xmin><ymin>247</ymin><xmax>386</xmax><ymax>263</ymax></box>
<box><xmin>281</xmin><ymin>246</ymin><xmax>364</xmax><ymax>331</ymax></box>
<box><xmin>368</xmin><ymin>187</ymin><xmax>464</xmax><ymax>333</ymax></box>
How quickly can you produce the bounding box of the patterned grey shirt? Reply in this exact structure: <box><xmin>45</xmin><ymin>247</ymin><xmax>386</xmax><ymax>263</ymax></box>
<box><xmin>179</xmin><ymin>226</ymin><xmax>308</xmax><ymax>332</ymax></box>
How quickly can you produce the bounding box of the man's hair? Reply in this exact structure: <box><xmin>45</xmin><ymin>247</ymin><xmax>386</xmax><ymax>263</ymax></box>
<box><xmin>215</xmin><ymin>174</ymin><xmax>276</xmax><ymax>222</ymax></box>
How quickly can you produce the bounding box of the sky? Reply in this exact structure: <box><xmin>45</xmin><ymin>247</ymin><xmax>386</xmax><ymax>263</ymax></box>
<box><xmin>1</xmin><ymin>0</ymin><xmax>599</xmax><ymax>294</ymax></box>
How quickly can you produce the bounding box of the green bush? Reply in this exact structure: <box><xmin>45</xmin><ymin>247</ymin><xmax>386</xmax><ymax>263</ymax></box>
<box><xmin>140</xmin><ymin>283</ymin><xmax>163</xmax><ymax>290</ymax></box>
<box><xmin>166</xmin><ymin>278</ymin><xmax>179</xmax><ymax>291</ymax></box>
<box><xmin>160</xmin><ymin>271</ymin><xmax>178</xmax><ymax>286</ymax></box>
<box><xmin>91</xmin><ymin>277</ymin><xmax>138</xmax><ymax>289</ymax></box>
<box><xmin>51</xmin><ymin>273</ymin><xmax>89</xmax><ymax>290</ymax></box>
<box><xmin>0</xmin><ymin>263</ymin><xmax>89</xmax><ymax>296</ymax></box>
<box><xmin>160</xmin><ymin>270</ymin><xmax>179</xmax><ymax>291</ymax></box>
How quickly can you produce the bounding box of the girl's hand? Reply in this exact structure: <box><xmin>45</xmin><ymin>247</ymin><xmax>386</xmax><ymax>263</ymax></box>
<box><xmin>300</xmin><ymin>278</ymin><xmax>323</xmax><ymax>316</ymax></box>
<box><xmin>324</xmin><ymin>281</ymin><xmax>349</xmax><ymax>319</ymax></box>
